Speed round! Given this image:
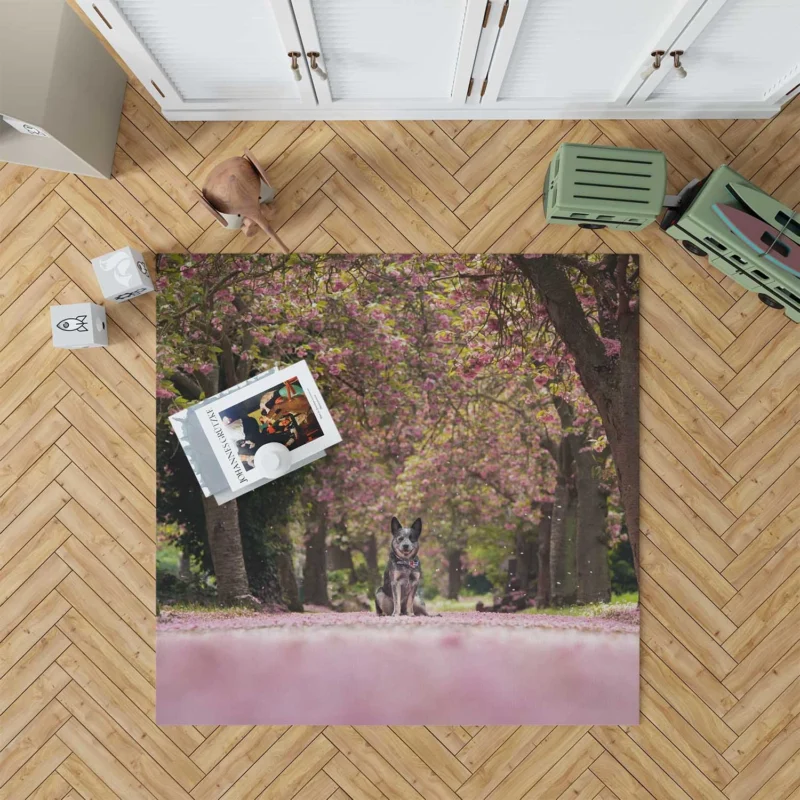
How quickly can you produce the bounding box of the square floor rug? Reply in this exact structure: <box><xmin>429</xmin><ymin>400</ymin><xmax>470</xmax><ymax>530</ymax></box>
<box><xmin>155</xmin><ymin>253</ymin><xmax>640</xmax><ymax>725</ymax></box>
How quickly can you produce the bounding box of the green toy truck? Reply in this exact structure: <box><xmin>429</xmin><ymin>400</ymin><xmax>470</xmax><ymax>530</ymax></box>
<box><xmin>659</xmin><ymin>165</ymin><xmax>800</xmax><ymax>322</ymax></box>
<box><xmin>543</xmin><ymin>143</ymin><xmax>667</xmax><ymax>231</ymax></box>
<box><xmin>543</xmin><ymin>143</ymin><xmax>800</xmax><ymax>322</ymax></box>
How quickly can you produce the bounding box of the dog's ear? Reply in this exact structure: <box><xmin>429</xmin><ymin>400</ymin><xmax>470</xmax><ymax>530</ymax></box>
<box><xmin>410</xmin><ymin>518</ymin><xmax>422</xmax><ymax>541</ymax></box>
<box><xmin>391</xmin><ymin>517</ymin><xmax>401</xmax><ymax>536</ymax></box>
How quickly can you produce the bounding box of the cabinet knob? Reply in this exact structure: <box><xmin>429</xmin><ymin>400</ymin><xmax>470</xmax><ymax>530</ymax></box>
<box><xmin>670</xmin><ymin>50</ymin><xmax>687</xmax><ymax>79</ymax></box>
<box><xmin>288</xmin><ymin>52</ymin><xmax>302</xmax><ymax>81</ymax></box>
<box><xmin>307</xmin><ymin>52</ymin><xmax>328</xmax><ymax>82</ymax></box>
<box><xmin>640</xmin><ymin>50</ymin><xmax>665</xmax><ymax>81</ymax></box>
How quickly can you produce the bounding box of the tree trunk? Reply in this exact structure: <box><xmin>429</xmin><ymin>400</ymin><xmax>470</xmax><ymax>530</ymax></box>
<box><xmin>363</xmin><ymin>533</ymin><xmax>381</xmax><ymax>593</ymax></box>
<box><xmin>178</xmin><ymin>551</ymin><xmax>192</xmax><ymax>580</ymax></box>
<box><xmin>536</xmin><ymin>502</ymin><xmax>553</xmax><ymax>607</ymax></box>
<box><xmin>514</xmin><ymin>255</ymin><xmax>640</xmax><ymax>575</ymax></box>
<box><xmin>575</xmin><ymin>448</ymin><xmax>611</xmax><ymax>604</ymax></box>
<box><xmin>303</xmin><ymin>497</ymin><xmax>330</xmax><ymax>606</ymax></box>
<box><xmin>201</xmin><ymin>495</ymin><xmax>251</xmax><ymax>605</ymax></box>
<box><xmin>447</xmin><ymin>549</ymin><xmax>463</xmax><ymax>600</ymax></box>
<box><xmin>512</xmin><ymin>520</ymin><xmax>537</xmax><ymax>591</ymax></box>
<box><xmin>328</xmin><ymin>542</ymin><xmax>356</xmax><ymax>583</ymax></box>
<box><xmin>276</xmin><ymin>527</ymin><xmax>302</xmax><ymax>611</ymax></box>
<box><xmin>549</xmin><ymin>479</ymin><xmax>578</xmax><ymax>606</ymax></box>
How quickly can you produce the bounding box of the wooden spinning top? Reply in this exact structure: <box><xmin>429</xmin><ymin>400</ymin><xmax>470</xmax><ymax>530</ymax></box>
<box><xmin>197</xmin><ymin>148</ymin><xmax>288</xmax><ymax>253</ymax></box>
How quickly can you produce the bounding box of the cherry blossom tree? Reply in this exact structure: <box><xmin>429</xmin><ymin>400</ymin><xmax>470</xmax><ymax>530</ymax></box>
<box><xmin>156</xmin><ymin>253</ymin><xmax>635</xmax><ymax>609</ymax></box>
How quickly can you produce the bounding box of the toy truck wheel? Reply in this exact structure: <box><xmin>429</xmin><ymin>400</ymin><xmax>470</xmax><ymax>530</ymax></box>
<box><xmin>682</xmin><ymin>240</ymin><xmax>707</xmax><ymax>257</ymax></box>
<box><xmin>578</xmin><ymin>223</ymin><xmax>606</xmax><ymax>229</ymax></box>
<box><xmin>758</xmin><ymin>293</ymin><xmax>784</xmax><ymax>310</ymax></box>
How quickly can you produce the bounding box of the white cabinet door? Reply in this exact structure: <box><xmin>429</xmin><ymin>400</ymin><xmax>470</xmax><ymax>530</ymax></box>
<box><xmin>76</xmin><ymin>0</ymin><xmax>316</xmax><ymax>113</ymax></box>
<box><xmin>631</xmin><ymin>0</ymin><xmax>800</xmax><ymax>110</ymax></box>
<box><xmin>479</xmin><ymin>0</ymin><xmax>704</xmax><ymax>112</ymax></box>
<box><xmin>290</xmin><ymin>0</ymin><xmax>486</xmax><ymax>109</ymax></box>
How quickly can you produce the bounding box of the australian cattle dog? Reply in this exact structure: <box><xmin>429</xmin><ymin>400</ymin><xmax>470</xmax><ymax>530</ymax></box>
<box><xmin>375</xmin><ymin>517</ymin><xmax>428</xmax><ymax>617</ymax></box>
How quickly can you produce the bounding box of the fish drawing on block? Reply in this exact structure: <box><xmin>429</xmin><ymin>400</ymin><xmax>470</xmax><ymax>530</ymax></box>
<box><xmin>57</xmin><ymin>315</ymin><xmax>89</xmax><ymax>332</ymax></box>
<box><xmin>712</xmin><ymin>203</ymin><xmax>800</xmax><ymax>277</ymax></box>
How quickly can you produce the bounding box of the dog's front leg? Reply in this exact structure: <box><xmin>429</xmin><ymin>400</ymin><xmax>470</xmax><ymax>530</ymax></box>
<box><xmin>391</xmin><ymin>580</ymin><xmax>402</xmax><ymax>617</ymax></box>
<box><xmin>404</xmin><ymin>582</ymin><xmax>417</xmax><ymax>616</ymax></box>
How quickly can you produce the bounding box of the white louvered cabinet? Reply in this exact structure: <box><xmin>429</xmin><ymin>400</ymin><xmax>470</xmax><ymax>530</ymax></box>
<box><xmin>477</xmin><ymin>0</ymin><xmax>707</xmax><ymax>111</ymax></box>
<box><xmin>290</xmin><ymin>0</ymin><xmax>487</xmax><ymax>109</ymax></box>
<box><xmin>75</xmin><ymin>0</ymin><xmax>799</xmax><ymax>120</ymax></box>
<box><xmin>629</xmin><ymin>0</ymin><xmax>800</xmax><ymax>110</ymax></box>
<box><xmin>77</xmin><ymin>0</ymin><xmax>316</xmax><ymax>112</ymax></box>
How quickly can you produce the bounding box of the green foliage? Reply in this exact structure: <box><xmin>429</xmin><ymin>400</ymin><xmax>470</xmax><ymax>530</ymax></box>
<box><xmin>464</xmin><ymin>573</ymin><xmax>494</xmax><ymax>595</ymax></box>
<box><xmin>156</xmin><ymin>543</ymin><xmax>217</xmax><ymax>606</ymax></box>
<box><xmin>238</xmin><ymin>468</ymin><xmax>308</xmax><ymax>604</ymax></box>
<box><xmin>609</xmin><ymin>539</ymin><xmax>638</xmax><ymax>595</ymax></box>
<box><xmin>521</xmin><ymin>593</ymin><xmax>638</xmax><ymax>617</ymax></box>
<box><xmin>156</xmin><ymin>542</ymin><xmax>180</xmax><ymax>576</ymax></box>
<box><xmin>157</xmin><ymin>420</ymin><xmax>212</xmax><ymax>572</ymax></box>
<box><xmin>328</xmin><ymin>568</ymin><xmax>371</xmax><ymax>609</ymax></box>
<box><xmin>427</xmin><ymin>594</ymin><xmax>494</xmax><ymax>612</ymax></box>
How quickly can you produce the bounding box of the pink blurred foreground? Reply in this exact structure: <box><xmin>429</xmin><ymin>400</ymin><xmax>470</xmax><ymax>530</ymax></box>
<box><xmin>157</xmin><ymin>612</ymin><xmax>639</xmax><ymax>725</ymax></box>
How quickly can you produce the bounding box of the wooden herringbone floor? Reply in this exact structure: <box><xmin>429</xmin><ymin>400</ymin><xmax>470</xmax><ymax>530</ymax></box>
<box><xmin>2</xmin><ymin>70</ymin><xmax>800</xmax><ymax>798</ymax></box>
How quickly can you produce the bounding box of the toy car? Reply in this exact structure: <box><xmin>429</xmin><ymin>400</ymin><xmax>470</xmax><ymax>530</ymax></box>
<box><xmin>543</xmin><ymin>143</ymin><xmax>800</xmax><ymax>321</ymax></box>
<box><xmin>660</xmin><ymin>165</ymin><xmax>800</xmax><ymax>322</ymax></box>
<box><xmin>543</xmin><ymin>143</ymin><xmax>667</xmax><ymax>231</ymax></box>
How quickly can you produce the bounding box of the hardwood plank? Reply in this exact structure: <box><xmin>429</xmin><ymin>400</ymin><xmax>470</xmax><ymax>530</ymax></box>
<box><xmin>454</xmin><ymin>121</ymin><xmax>506</xmax><ymax>155</ymax></box>
<box><xmin>0</xmin><ymin>228</ymin><xmax>68</xmax><ymax>316</ymax></box>
<box><xmin>56</xmin><ymin>717</ymin><xmax>157</xmax><ymax>800</ymax></box>
<box><xmin>365</xmin><ymin>120</ymin><xmax>469</xmax><ymax>210</ymax></box>
<box><xmin>122</xmin><ymin>85</ymin><xmax>202</xmax><ymax>174</ymax></box>
<box><xmin>640</xmin><ymin>681</ymin><xmax>737</xmax><ymax>790</ymax></box>
<box><xmin>57</xmin><ymin>754</ymin><xmax>117</xmax><ymax>800</ymax></box>
<box><xmin>190</xmin><ymin>726</ymin><xmax>290</xmax><ymax>800</ymax></box>
<box><xmin>57</xmin><ymin>646</ymin><xmax>203</xmax><ymax>789</ymax></box>
<box><xmin>116</xmin><ymin>115</ymin><xmax>200</xmax><ymax>211</ymax></box>
<box><xmin>321</xmin><ymin>174</ymin><xmax>412</xmax><ymax>252</ymax></box>
<box><xmin>0</xmin><ymin>169</ymin><xmax>65</xmax><ymax>244</ymax></box>
<box><xmin>111</xmin><ymin>147</ymin><xmax>203</xmax><ymax>248</ymax></box>
<box><xmin>0</xmin><ymin>732</ymin><xmax>70</xmax><ymax>800</ymax></box>
<box><xmin>0</xmin><ymin>591</ymin><xmax>70</xmax><ymax>682</ymax></box>
<box><xmin>0</xmin><ymin>698</ymin><xmax>71</xmax><ymax>788</ymax></box>
<box><xmin>0</xmin><ymin>481</ymin><xmax>70</xmax><ymax>569</ymax></box>
<box><xmin>454</xmin><ymin>119</ymin><xmax>578</xmax><ymax>229</ymax></box>
<box><xmin>57</xmin><ymin>681</ymin><xmax>193</xmax><ymax>800</ymax></box>
<box><xmin>641</xmin><ymin>500</ymin><xmax>735</xmax><ymax>608</ymax></box>
<box><xmin>327</xmin><ymin>124</ymin><xmax>465</xmax><ymax>247</ymax></box>
<box><xmin>321</xmin><ymin>208</ymin><xmax>379</xmax><ymax>253</ymax></box>
<box><xmin>640</xmin><ymin>569</ymin><xmax>738</xmax><ymax>682</ymax></box>
<box><xmin>723</xmin><ymin>534</ymin><xmax>800</xmax><ymax>625</ymax></box>
<box><xmin>0</xmin><ymin>664</ymin><xmax>70</xmax><ymax>753</ymax></box>
<box><xmin>400</xmin><ymin>121</ymin><xmax>469</xmax><ymax>174</ymax></box>
<box><xmin>322</xmin><ymin>752</ymin><xmax>385</xmax><ymax>800</ymax></box>
<box><xmin>0</xmin><ymin>192</ymin><xmax>69</xmax><ymax>280</ymax></box>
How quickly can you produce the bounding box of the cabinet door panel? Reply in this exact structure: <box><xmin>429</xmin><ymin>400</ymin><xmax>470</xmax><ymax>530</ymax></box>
<box><xmin>292</xmin><ymin>0</ymin><xmax>485</xmax><ymax>106</ymax></box>
<box><xmin>488</xmin><ymin>0</ymin><xmax>694</xmax><ymax>104</ymax></box>
<box><xmin>78</xmin><ymin>0</ymin><xmax>315</xmax><ymax>110</ymax></box>
<box><xmin>646</xmin><ymin>0</ymin><xmax>800</xmax><ymax>104</ymax></box>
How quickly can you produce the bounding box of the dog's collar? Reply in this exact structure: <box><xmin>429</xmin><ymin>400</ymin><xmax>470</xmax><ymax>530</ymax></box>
<box><xmin>393</xmin><ymin>556</ymin><xmax>420</xmax><ymax>569</ymax></box>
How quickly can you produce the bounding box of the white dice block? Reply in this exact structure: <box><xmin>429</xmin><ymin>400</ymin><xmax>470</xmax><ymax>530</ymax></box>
<box><xmin>51</xmin><ymin>303</ymin><xmax>107</xmax><ymax>349</ymax></box>
<box><xmin>91</xmin><ymin>246</ymin><xmax>154</xmax><ymax>302</ymax></box>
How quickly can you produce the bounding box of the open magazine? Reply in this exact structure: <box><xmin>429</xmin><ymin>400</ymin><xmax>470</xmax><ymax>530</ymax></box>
<box><xmin>170</xmin><ymin>361</ymin><xmax>341</xmax><ymax>504</ymax></box>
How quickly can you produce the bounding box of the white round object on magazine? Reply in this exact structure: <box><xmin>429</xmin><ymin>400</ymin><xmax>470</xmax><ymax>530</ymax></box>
<box><xmin>254</xmin><ymin>442</ymin><xmax>292</xmax><ymax>479</ymax></box>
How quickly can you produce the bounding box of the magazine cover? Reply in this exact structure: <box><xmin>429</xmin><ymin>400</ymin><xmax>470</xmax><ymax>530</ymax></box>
<box><xmin>195</xmin><ymin>360</ymin><xmax>341</xmax><ymax>491</ymax></box>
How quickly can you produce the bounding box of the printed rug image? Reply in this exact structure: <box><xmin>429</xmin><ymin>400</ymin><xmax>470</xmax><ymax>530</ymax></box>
<box><xmin>156</xmin><ymin>253</ymin><xmax>640</xmax><ymax>725</ymax></box>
